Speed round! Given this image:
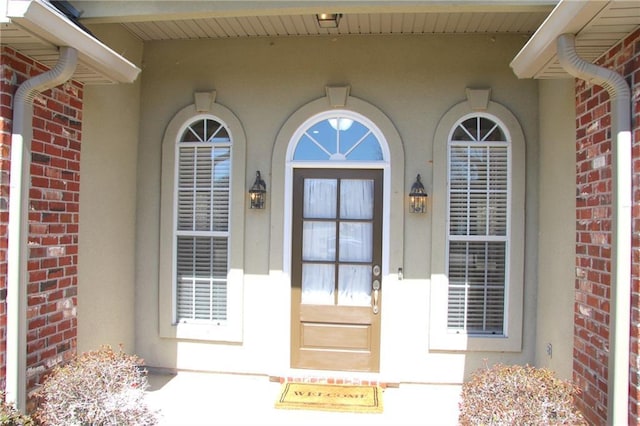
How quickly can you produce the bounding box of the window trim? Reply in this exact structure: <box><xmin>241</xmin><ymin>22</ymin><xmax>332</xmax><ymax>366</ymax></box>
<box><xmin>430</xmin><ymin>99</ymin><xmax>525</xmax><ymax>352</ymax></box>
<box><xmin>159</xmin><ymin>103</ymin><xmax>246</xmax><ymax>342</ymax></box>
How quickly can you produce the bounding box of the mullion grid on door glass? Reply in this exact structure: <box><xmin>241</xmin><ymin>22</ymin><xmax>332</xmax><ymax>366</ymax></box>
<box><xmin>300</xmin><ymin>176</ymin><xmax>374</xmax><ymax>307</ymax></box>
<box><xmin>301</xmin><ymin>178</ymin><xmax>337</xmax><ymax>305</ymax></box>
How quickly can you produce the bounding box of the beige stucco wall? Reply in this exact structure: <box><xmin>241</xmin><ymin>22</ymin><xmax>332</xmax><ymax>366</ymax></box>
<box><xmin>77</xmin><ymin>24</ymin><xmax>143</xmax><ymax>353</ymax></box>
<box><xmin>133</xmin><ymin>33</ymin><xmax>540</xmax><ymax>382</ymax></box>
<box><xmin>534</xmin><ymin>79</ymin><xmax>576</xmax><ymax>380</ymax></box>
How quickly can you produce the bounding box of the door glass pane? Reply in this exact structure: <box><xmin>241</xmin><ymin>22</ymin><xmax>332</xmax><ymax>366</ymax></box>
<box><xmin>338</xmin><ymin>265</ymin><xmax>371</xmax><ymax>306</ymax></box>
<box><xmin>304</xmin><ymin>179</ymin><xmax>337</xmax><ymax>218</ymax></box>
<box><xmin>299</xmin><ymin>174</ymin><xmax>379</xmax><ymax>308</ymax></box>
<box><xmin>302</xmin><ymin>264</ymin><xmax>334</xmax><ymax>305</ymax></box>
<box><xmin>339</xmin><ymin>222</ymin><xmax>372</xmax><ymax>262</ymax></box>
<box><xmin>340</xmin><ymin>179</ymin><xmax>373</xmax><ymax>219</ymax></box>
<box><xmin>302</xmin><ymin>222</ymin><xmax>335</xmax><ymax>261</ymax></box>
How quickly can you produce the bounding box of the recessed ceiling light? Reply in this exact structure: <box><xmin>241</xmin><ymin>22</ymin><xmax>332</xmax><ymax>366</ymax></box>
<box><xmin>316</xmin><ymin>13</ymin><xmax>342</xmax><ymax>29</ymax></box>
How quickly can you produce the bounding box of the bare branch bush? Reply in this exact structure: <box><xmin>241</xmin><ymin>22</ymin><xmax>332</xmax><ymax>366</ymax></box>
<box><xmin>0</xmin><ymin>391</ymin><xmax>35</xmax><ymax>425</ymax></box>
<box><xmin>459</xmin><ymin>363</ymin><xmax>586</xmax><ymax>425</ymax></box>
<box><xmin>34</xmin><ymin>345</ymin><xmax>158</xmax><ymax>426</ymax></box>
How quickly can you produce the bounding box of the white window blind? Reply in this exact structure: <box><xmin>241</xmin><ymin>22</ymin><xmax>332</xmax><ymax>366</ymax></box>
<box><xmin>447</xmin><ymin>116</ymin><xmax>509</xmax><ymax>335</ymax></box>
<box><xmin>175</xmin><ymin>119</ymin><xmax>231</xmax><ymax>322</ymax></box>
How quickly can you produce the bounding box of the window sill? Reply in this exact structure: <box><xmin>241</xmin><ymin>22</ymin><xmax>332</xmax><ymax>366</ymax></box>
<box><xmin>429</xmin><ymin>331</ymin><xmax>521</xmax><ymax>352</ymax></box>
<box><xmin>160</xmin><ymin>321</ymin><xmax>243</xmax><ymax>343</ymax></box>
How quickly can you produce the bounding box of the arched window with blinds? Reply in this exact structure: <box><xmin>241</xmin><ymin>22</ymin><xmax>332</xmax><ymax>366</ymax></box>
<box><xmin>175</xmin><ymin>117</ymin><xmax>231</xmax><ymax>323</ymax></box>
<box><xmin>430</xmin><ymin>96</ymin><xmax>524</xmax><ymax>352</ymax></box>
<box><xmin>446</xmin><ymin>115</ymin><xmax>510</xmax><ymax>335</ymax></box>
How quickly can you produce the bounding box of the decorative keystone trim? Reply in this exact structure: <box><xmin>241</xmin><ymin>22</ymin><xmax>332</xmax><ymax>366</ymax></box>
<box><xmin>194</xmin><ymin>91</ymin><xmax>217</xmax><ymax>112</ymax></box>
<box><xmin>325</xmin><ymin>85</ymin><xmax>350</xmax><ymax>107</ymax></box>
<box><xmin>465</xmin><ymin>88</ymin><xmax>491</xmax><ymax>111</ymax></box>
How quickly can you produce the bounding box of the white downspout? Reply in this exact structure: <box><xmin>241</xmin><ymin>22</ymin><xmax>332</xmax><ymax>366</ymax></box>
<box><xmin>6</xmin><ymin>46</ymin><xmax>78</xmax><ymax>411</ymax></box>
<box><xmin>556</xmin><ymin>33</ymin><xmax>632</xmax><ymax>425</ymax></box>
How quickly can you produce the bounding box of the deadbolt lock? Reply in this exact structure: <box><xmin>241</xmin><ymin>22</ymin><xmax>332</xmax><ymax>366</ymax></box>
<box><xmin>373</xmin><ymin>265</ymin><xmax>381</xmax><ymax>276</ymax></box>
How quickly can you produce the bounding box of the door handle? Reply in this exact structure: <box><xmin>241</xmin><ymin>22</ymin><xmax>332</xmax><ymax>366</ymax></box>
<box><xmin>373</xmin><ymin>289</ymin><xmax>379</xmax><ymax>314</ymax></box>
<box><xmin>372</xmin><ymin>279</ymin><xmax>380</xmax><ymax>314</ymax></box>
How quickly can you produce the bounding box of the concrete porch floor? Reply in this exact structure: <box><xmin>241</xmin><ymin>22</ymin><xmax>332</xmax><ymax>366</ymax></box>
<box><xmin>144</xmin><ymin>371</ymin><xmax>462</xmax><ymax>425</ymax></box>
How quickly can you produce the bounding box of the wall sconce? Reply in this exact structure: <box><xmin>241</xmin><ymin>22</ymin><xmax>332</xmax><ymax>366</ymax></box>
<box><xmin>249</xmin><ymin>171</ymin><xmax>266</xmax><ymax>209</ymax></box>
<box><xmin>316</xmin><ymin>13</ymin><xmax>342</xmax><ymax>28</ymax></box>
<box><xmin>409</xmin><ymin>174</ymin><xmax>428</xmax><ymax>214</ymax></box>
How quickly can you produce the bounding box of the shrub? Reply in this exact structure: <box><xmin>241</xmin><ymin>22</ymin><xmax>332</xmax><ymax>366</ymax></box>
<box><xmin>34</xmin><ymin>345</ymin><xmax>158</xmax><ymax>426</ymax></box>
<box><xmin>0</xmin><ymin>392</ymin><xmax>34</xmax><ymax>426</ymax></box>
<box><xmin>459</xmin><ymin>363</ymin><xmax>586</xmax><ymax>425</ymax></box>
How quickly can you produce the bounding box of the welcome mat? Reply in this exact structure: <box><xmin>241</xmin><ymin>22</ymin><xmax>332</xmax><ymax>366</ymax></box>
<box><xmin>275</xmin><ymin>382</ymin><xmax>383</xmax><ymax>413</ymax></box>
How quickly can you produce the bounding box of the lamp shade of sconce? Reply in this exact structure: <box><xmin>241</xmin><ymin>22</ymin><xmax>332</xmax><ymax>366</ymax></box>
<box><xmin>316</xmin><ymin>13</ymin><xmax>342</xmax><ymax>28</ymax></box>
<box><xmin>409</xmin><ymin>174</ymin><xmax>428</xmax><ymax>214</ymax></box>
<box><xmin>249</xmin><ymin>171</ymin><xmax>266</xmax><ymax>209</ymax></box>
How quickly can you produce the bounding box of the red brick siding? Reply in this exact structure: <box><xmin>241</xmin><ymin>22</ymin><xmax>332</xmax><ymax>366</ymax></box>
<box><xmin>574</xmin><ymin>28</ymin><xmax>640</xmax><ymax>425</ymax></box>
<box><xmin>0</xmin><ymin>48</ymin><xmax>13</xmax><ymax>391</ymax></box>
<box><xmin>0</xmin><ymin>46</ymin><xmax>82</xmax><ymax>396</ymax></box>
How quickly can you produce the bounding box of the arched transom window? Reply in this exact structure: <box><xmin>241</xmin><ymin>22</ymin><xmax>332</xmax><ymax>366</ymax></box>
<box><xmin>292</xmin><ymin>112</ymin><xmax>385</xmax><ymax>162</ymax></box>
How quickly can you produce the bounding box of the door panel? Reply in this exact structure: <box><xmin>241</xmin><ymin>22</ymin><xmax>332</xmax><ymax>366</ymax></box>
<box><xmin>301</xmin><ymin>323</ymin><xmax>370</xmax><ymax>350</ymax></box>
<box><xmin>291</xmin><ymin>168</ymin><xmax>383</xmax><ymax>372</ymax></box>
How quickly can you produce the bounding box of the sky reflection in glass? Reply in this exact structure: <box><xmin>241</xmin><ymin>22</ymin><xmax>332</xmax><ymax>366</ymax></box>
<box><xmin>293</xmin><ymin>117</ymin><xmax>383</xmax><ymax>161</ymax></box>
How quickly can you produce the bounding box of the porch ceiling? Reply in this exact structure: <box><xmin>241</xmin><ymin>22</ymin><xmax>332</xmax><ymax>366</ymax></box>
<box><xmin>5</xmin><ymin>1</ymin><xmax>638</xmax><ymax>84</ymax></box>
<box><xmin>113</xmin><ymin>8</ymin><xmax>552</xmax><ymax>41</ymax></box>
<box><xmin>1</xmin><ymin>1</ymin><xmax>557</xmax><ymax>84</ymax></box>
